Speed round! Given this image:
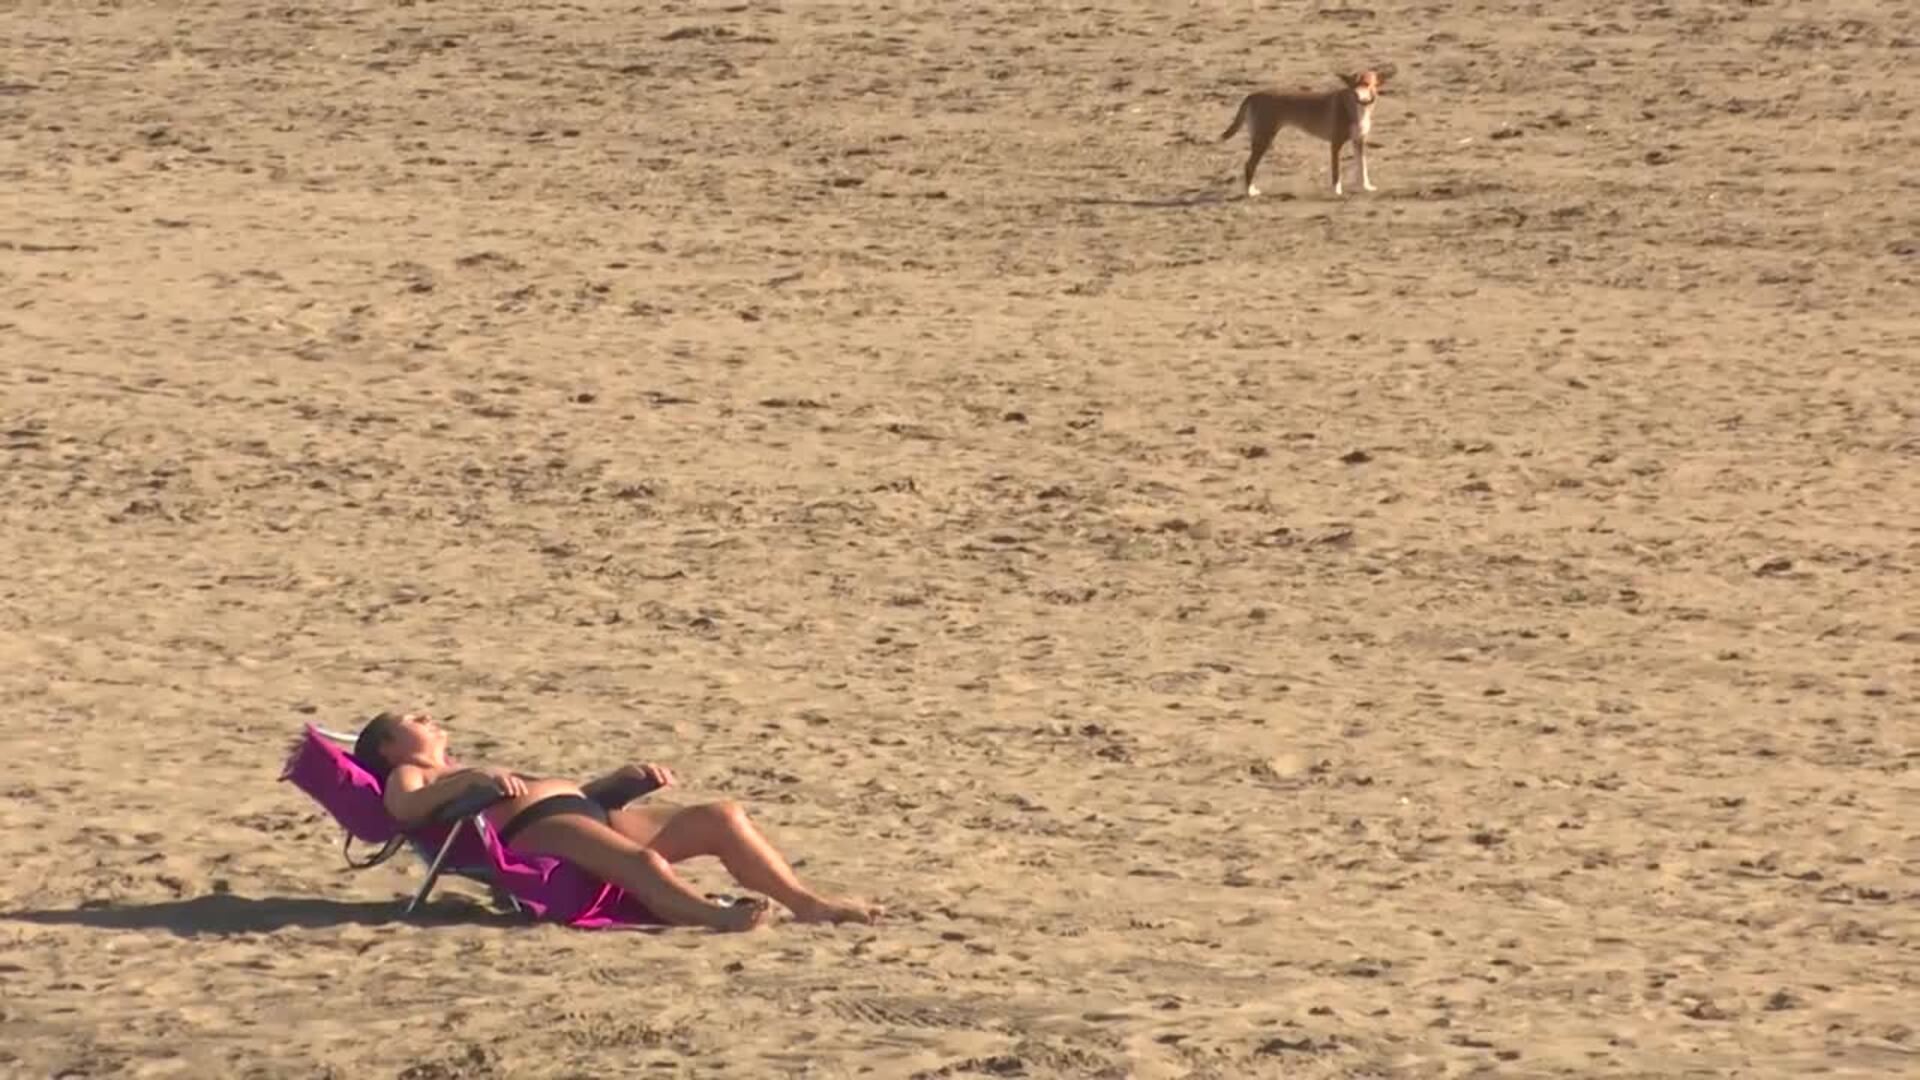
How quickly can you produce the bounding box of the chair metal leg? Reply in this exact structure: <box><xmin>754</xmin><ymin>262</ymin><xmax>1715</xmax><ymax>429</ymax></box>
<box><xmin>406</xmin><ymin>818</ymin><xmax>468</xmax><ymax>916</ymax></box>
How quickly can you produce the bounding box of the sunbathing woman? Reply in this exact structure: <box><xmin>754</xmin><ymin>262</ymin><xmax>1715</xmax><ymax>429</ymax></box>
<box><xmin>354</xmin><ymin>711</ymin><xmax>882</xmax><ymax>932</ymax></box>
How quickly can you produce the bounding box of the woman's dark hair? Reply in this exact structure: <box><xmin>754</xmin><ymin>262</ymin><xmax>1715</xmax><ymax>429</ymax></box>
<box><xmin>353</xmin><ymin>711</ymin><xmax>405</xmax><ymax>782</ymax></box>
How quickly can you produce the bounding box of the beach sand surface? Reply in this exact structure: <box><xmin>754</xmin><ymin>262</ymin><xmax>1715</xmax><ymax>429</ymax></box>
<box><xmin>1</xmin><ymin>1</ymin><xmax>1915</xmax><ymax>1077</ymax></box>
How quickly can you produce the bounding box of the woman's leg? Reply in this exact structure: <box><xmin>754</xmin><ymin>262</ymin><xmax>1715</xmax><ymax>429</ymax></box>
<box><xmin>610</xmin><ymin>801</ymin><xmax>882</xmax><ymax>924</ymax></box>
<box><xmin>603</xmin><ymin>804</ymin><xmax>678</xmax><ymax>849</ymax></box>
<box><xmin>510</xmin><ymin>813</ymin><xmax>767</xmax><ymax>932</ymax></box>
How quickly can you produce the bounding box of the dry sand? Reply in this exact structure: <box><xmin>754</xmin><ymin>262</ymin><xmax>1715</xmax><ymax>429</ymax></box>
<box><xmin>2</xmin><ymin>1</ymin><xmax>1916</xmax><ymax>1077</ymax></box>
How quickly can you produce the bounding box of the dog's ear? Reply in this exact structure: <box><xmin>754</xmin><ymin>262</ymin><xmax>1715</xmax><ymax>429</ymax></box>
<box><xmin>1334</xmin><ymin>71</ymin><xmax>1359</xmax><ymax>88</ymax></box>
<box><xmin>1374</xmin><ymin>63</ymin><xmax>1397</xmax><ymax>84</ymax></box>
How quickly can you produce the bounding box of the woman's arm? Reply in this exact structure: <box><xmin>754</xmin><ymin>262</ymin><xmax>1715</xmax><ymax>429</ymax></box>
<box><xmin>582</xmin><ymin>762</ymin><xmax>676</xmax><ymax>809</ymax></box>
<box><xmin>383</xmin><ymin>764</ymin><xmax>522</xmax><ymax>825</ymax></box>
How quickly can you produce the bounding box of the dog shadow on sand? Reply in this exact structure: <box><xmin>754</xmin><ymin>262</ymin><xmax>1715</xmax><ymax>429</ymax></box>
<box><xmin>1068</xmin><ymin>187</ymin><xmax>1241</xmax><ymax>209</ymax></box>
<box><xmin>1074</xmin><ymin>183</ymin><xmax>1434</xmax><ymax>209</ymax></box>
<box><xmin>6</xmin><ymin>892</ymin><xmax>528</xmax><ymax>937</ymax></box>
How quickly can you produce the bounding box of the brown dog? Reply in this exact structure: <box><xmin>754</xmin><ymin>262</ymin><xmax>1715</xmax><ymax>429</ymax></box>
<box><xmin>1220</xmin><ymin>70</ymin><xmax>1384</xmax><ymax>198</ymax></box>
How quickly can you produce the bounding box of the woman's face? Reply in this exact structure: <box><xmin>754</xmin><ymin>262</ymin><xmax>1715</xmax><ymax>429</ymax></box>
<box><xmin>383</xmin><ymin>711</ymin><xmax>447</xmax><ymax>761</ymax></box>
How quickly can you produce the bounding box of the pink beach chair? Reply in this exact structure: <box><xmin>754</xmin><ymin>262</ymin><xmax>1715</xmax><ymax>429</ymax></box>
<box><xmin>280</xmin><ymin>724</ymin><xmax>664</xmax><ymax>928</ymax></box>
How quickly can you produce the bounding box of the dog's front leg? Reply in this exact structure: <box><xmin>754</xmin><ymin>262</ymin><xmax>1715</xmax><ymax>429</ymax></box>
<box><xmin>1356</xmin><ymin>137</ymin><xmax>1376</xmax><ymax>193</ymax></box>
<box><xmin>1329</xmin><ymin>138</ymin><xmax>1345</xmax><ymax>197</ymax></box>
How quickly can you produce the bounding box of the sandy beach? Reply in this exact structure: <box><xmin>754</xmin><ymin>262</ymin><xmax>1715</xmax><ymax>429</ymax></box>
<box><xmin>1</xmin><ymin>1</ymin><xmax>1915</xmax><ymax>1076</ymax></box>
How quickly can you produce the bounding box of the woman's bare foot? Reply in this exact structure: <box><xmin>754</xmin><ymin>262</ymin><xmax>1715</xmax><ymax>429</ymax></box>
<box><xmin>792</xmin><ymin>895</ymin><xmax>885</xmax><ymax>925</ymax></box>
<box><xmin>710</xmin><ymin>896</ymin><xmax>771</xmax><ymax>932</ymax></box>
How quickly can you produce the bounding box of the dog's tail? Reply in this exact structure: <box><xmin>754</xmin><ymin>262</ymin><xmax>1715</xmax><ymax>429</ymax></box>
<box><xmin>1219</xmin><ymin>96</ymin><xmax>1249</xmax><ymax>141</ymax></box>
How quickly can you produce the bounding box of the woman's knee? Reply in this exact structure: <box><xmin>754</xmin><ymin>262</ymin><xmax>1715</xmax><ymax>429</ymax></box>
<box><xmin>695</xmin><ymin>800</ymin><xmax>748</xmax><ymax>828</ymax></box>
<box><xmin>627</xmin><ymin>847</ymin><xmax>673</xmax><ymax>879</ymax></box>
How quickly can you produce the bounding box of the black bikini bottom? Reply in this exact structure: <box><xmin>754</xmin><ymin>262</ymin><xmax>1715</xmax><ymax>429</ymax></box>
<box><xmin>498</xmin><ymin>793</ymin><xmax>612</xmax><ymax>848</ymax></box>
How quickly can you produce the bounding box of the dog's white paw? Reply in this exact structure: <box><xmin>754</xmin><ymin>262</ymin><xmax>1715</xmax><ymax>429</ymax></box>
<box><xmin>1332</xmin><ymin>184</ymin><xmax>1345</xmax><ymax>197</ymax></box>
<box><xmin>1246</xmin><ymin>184</ymin><xmax>1261</xmax><ymax>198</ymax></box>
<box><xmin>1362</xmin><ymin>182</ymin><xmax>1378</xmax><ymax>193</ymax></box>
